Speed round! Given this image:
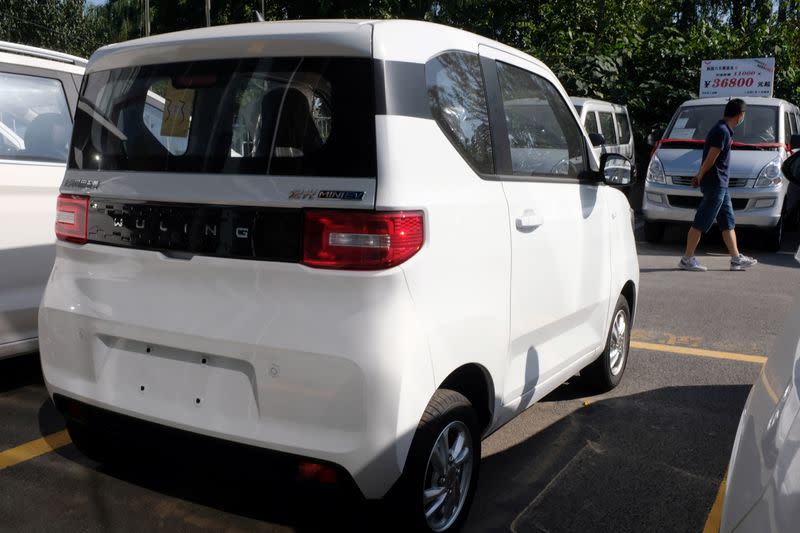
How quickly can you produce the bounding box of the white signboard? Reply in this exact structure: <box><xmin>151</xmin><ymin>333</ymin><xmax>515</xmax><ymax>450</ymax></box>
<box><xmin>699</xmin><ymin>58</ymin><xmax>775</xmax><ymax>98</ymax></box>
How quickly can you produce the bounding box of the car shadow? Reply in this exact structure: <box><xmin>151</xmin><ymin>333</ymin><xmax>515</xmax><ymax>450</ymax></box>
<box><xmin>465</xmin><ymin>384</ymin><xmax>752</xmax><ymax>533</ymax></box>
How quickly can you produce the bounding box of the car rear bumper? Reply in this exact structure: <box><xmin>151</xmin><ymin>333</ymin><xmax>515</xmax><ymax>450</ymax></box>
<box><xmin>39</xmin><ymin>243</ymin><xmax>435</xmax><ymax>498</ymax></box>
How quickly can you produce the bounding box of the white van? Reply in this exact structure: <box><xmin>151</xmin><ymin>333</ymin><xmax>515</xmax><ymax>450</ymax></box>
<box><xmin>0</xmin><ymin>41</ymin><xmax>85</xmax><ymax>360</ymax></box>
<box><xmin>39</xmin><ymin>20</ymin><xmax>639</xmax><ymax>532</ymax></box>
<box><xmin>571</xmin><ymin>97</ymin><xmax>635</xmax><ymax>161</ymax></box>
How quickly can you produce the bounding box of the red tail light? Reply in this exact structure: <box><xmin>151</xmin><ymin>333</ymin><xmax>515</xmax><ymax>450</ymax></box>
<box><xmin>55</xmin><ymin>194</ymin><xmax>89</xmax><ymax>244</ymax></box>
<box><xmin>303</xmin><ymin>210</ymin><xmax>424</xmax><ymax>270</ymax></box>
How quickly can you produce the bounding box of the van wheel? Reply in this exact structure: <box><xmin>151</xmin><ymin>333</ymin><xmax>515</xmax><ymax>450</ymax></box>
<box><xmin>389</xmin><ymin>389</ymin><xmax>480</xmax><ymax>532</ymax></box>
<box><xmin>644</xmin><ymin>221</ymin><xmax>664</xmax><ymax>243</ymax></box>
<box><xmin>764</xmin><ymin>218</ymin><xmax>783</xmax><ymax>252</ymax></box>
<box><xmin>66</xmin><ymin>422</ymin><xmax>111</xmax><ymax>464</ymax></box>
<box><xmin>583</xmin><ymin>295</ymin><xmax>631</xmax><ymax>392</ymax></box>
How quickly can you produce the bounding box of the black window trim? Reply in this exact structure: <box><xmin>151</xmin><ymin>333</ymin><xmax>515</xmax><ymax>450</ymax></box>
<box><xmin>479</xmin><ymin>58</ymin><xmax>596</xmax><ymax>185</ymax></box>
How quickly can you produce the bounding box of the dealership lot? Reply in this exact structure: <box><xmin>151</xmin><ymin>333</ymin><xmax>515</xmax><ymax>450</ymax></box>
<box><xmin>1</xmin><ymin>227</ymin><xmax>798</xmax><ymax>533</ymax></box>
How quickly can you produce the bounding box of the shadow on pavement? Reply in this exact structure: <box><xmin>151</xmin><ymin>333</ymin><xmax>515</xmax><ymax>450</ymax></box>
<box><xmin>0</xmin><ymin>353</ymin><xmax>44</xmax><ymax>393</ymax></box>
<box><xmin>465</xmin><ymin>384</ymin><xmax>751</xmax><ymax>533</ymax></box>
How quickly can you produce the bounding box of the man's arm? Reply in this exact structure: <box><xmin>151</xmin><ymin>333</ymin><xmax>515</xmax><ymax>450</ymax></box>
<box><xmin>692</xmin><ymin>146</ymin><xmax>721</xmax><ymax>187</ymax></box>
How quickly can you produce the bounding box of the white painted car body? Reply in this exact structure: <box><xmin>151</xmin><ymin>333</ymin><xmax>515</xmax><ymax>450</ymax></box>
<box><xmin>719</xmin><ymin>253</ymin><xmax>800</xmax><ymax>533</ymax></box>
<box><xmin>0</xmin><ymin>42</ymin><xmax>85</xmax><ymax>359</ymax></box>
<box><xmin>571</xmin><ymin>97</ymin><xmax>635</xmax><ymax>161</ymax></box>
<box><xmin>39</xmin><ymin>20</ymin><xmax>639</xmax><ymax>500</ymax></box>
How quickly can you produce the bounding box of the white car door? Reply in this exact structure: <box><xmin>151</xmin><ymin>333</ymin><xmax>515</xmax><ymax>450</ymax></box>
<box><xmin>0</xmin><ymin>70</ymin><xmax>72</xmax><ymax>355</ymax></box>
<box><xmin>478</xmin><ymin>46</ymin><xmax>613</xmax><ymax>405</ymax></box>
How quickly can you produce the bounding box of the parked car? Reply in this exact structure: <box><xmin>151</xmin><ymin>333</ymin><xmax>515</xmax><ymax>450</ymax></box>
<box><xmin>719</xmin><ymin>151</ymin><xmax>800</xmax><ymax>532</ymax></box>
<box><xmin>643</xmin><ymin>96</ymin><xmax>800</xmax><ymax>250</ymax></box>
<box><xmin>571</xmin><ymin>97</ymin><xmax>636</xmax><ymax>161</ymax></box>
<box><xmin>0</xmin><ymin>41</ymin><xmax>85</xmax><ymax>360</ymax></box>
<box><xmin>39</xmin><ymin>20</ymin><xmax>639</xmax><ymax>532</ymax></box>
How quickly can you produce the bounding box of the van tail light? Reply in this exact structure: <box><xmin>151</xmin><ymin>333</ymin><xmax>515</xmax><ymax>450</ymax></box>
<box><xmin>55</xmin><ymin>194</ymin><xmax>89</xmax><ymax>244</ymax></box>
<box><xmin>303</xmin><ymin>210</ymin><xmax>424</xmax><ymax>270</ymax></box>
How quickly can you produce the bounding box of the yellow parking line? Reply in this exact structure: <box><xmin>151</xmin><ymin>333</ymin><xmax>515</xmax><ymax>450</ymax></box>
<box><xmin>631</xmin><ymin>341</ymin><xmax>767</xmax><ymax>365</ymax></box>
<box><xmin>0</xmin><ymin>430</ymin><xmax>71</xmax><ymax>471</ymax></box>
<box><xmin>702</xmin><ymin>473</ymin><xmax>727</xmax><ymax>533</ymax></box>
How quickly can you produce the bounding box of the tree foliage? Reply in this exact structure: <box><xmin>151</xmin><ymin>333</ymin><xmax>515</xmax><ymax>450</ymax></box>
<box><xmin>2</xmin><ymin>0</ymin><xmax>799</xmax><ymax>167</ymax></box>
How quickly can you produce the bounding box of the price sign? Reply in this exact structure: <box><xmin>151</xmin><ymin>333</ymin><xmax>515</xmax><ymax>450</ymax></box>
<box><xmin>699</xmin><ymin>58</ymin><xmax>775</xmax><ymax>98</ymax></box>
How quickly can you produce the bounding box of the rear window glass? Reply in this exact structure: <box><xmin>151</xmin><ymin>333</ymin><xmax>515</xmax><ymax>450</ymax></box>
<box><xmin>426</xmin><ymin>51</ymin><xmax>494</xmax><ymax>174</ymax></box>
<box><xmin>584</xmin><ymin>112</ymin><xmax>599</xmax><ymax>135</ymax></box>
<box><xmin>665</xmin><ymin>105</ymin><xmax>778</xmax><ymax>145</ymax></box>
<box><xmin>598</xmin><ymin>112</ymin><xmax>618</xmax><ymax>145</ymax></box>
<box><xmin>0</xmin><ymin>72</ymin><xmax>72</xmax><ymax>163</ymax></box>
<box><xmin>616</xmin><ymin>112</ymin><xmax>631</xmax><ymax>144</ymax></box>
<box><xmin>70</xmin><ymin>57</ymin><xmax>375</xmax><ymax>176</ymax></box>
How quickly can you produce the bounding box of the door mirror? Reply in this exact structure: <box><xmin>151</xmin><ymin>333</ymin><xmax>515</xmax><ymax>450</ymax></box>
<box><xmin>600</xmin><ymin>153</ymin><xmax>633</xmax><ymax>186</ymax></box>
<box><xmin>589</xmin><ymin>132</ymin><xmax>606</xmax><ymax>147</ymax></box>
<box><xmin>791</xmin><ymin>134</ymin><xmax>800</xmax><ymax>151</ymax></box>
<box><xmin>647</xmin><ymin>129</ymin><xmax>663</xmax><ymax>147</ymax></box>
<box><xmin>781</xmin><ymin>150</ymin><xmax>800</xmax><ymax>186</ymax></box>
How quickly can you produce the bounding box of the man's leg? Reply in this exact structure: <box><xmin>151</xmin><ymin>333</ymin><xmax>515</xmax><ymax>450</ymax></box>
<box><xmin>721</xmin><ymin>229</ymin><xmax>740</xmax><ymax>258</ymax></box>
<box><xmin>684</xmin><ymin>227</ymin><xmax>703</xmax><ymax>257</ymax></box>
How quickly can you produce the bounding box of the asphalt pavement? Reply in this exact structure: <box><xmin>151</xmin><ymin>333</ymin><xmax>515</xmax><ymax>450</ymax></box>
<box><xmin>1</xmin><ymin>224</ymin><xmax>798</xmax><ymax>533</ymax></box>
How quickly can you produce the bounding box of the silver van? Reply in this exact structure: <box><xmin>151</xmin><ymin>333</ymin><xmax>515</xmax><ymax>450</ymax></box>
<box><xmin>643</xmin><ymin>96</ymin><xmax>800</xmax><ymax>250</ymax></box>
<box><xmin>571</xmin><ymin>97</ymin><xmax>635</xmax><ymax>161</ymax></box>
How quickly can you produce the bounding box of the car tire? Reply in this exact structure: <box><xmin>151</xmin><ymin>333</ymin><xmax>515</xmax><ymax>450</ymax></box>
<box><xmin>764</xmin><ymin>217</ymin><xmax>783</xmax><ymax>252</ymax></box>
<box><xmin>644</xmin><ymin>221</ymin><xmax>664</xmax><ymax>243</ymax></box>
<box><xmin>388</xmin><ymin>389</ymin><xmax>481</xmax><ymax>533</ymax></box>
<box><xmin>66</xmin><ymin>421</ymin><xmax>112</xmax><ymax>464</ymax></box>
<box><xmin>582</xmin><ymin>295</ymin><xmax>631</xmax><ymax>392</ymax></box>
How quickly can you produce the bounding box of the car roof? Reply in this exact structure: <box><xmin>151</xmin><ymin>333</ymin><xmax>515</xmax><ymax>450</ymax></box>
<box><xmin>87</xmin><ymin>19</ymin><xmax>551</xmax><ymax>74</ymax></box>
<box><xmin>0</xmin><ymin>40</ymin><xmax>86</xmax><ymax>74</ymax></box>
<box><xmin>570</xmin><ymin>97</ymin><xmax>627</xmax><ymax>113</ymax></box>
<box><xmin>681</xmin><ymin>96</ymin><xmax>797</xmax><ymax>109</ymax></box>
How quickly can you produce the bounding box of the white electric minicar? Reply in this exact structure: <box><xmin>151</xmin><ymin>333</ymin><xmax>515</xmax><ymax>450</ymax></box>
<box><xmin>719</xmin><ymin>151</ymin><xmax>800</xmax><ymax>533</ymax></box>
<box><xmin>0</xmin><ymin>41</ymin><xmax>85</xmax><ymax>360</ymax></box>
<box><xmin>39</xmin><ymin>20</ymin><xmax>639</xmax><ymax>531</ymax></box>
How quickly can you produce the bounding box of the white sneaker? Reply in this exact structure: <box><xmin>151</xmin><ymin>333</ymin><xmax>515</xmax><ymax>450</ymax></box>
<box><xmin>679</xmin><ymin>256</ymin><xmax>707</xmax><ymax>272</ymax></box>
<box><xmin>731</xmin><ymin>254</ymin><xmax>758</xmax><ymax>271</ymax></box>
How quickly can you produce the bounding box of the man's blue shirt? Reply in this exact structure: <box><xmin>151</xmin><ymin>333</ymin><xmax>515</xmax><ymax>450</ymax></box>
<box><xmin>702</xmin><ymin>119</ymin><xmax>734</xmax><ymax>188</ymax></box>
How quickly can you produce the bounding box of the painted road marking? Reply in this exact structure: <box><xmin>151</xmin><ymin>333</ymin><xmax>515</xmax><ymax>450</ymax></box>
<box><xmin>0</xmin><ymin>430</ymin><xmax>71</xmax><ymax>471</ymax></box>
<box><xmin>702</xmin><ymin>473</ymin><xmax>727</xmax><ymax>533</ymax></box>
<box><xmin>631</xmin><ymin>341</ymin><xmax>767</xmax><ymax>365</ymax></box>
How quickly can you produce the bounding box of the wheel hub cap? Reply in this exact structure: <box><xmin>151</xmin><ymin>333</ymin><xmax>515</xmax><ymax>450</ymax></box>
<box><xmin>423</xmin><ymin>420</ymin><xmax>473</xmax><ymax>532</ymax></box>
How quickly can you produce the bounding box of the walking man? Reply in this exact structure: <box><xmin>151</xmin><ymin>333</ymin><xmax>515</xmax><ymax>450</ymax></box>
<box><xmin>679</xmin><ymin>98</ymin><xmax>758</xmax><ymax>272</ymax></box>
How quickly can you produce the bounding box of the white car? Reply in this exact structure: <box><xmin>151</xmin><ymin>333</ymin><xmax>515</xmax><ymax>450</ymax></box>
<box><xmin>0</xmin><ymin>41</ymin><xmax>86</xmax><ymax>360</ymax></box>
<box><xmin>719</xmin><ymin>152</ymin><xmax>800</xmax><ymax>533</ymax></box>
<box><xmin>39</xmin><ymin>20</ymin><xmax>639</xmax><ymax>531</ymax></box>
<box><xmin>571</xmin><ymin>97</ymin><xmax>636</xmax><ymax>162</ymax></box>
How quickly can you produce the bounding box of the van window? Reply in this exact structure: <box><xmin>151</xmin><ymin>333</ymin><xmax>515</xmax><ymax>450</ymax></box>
<box><xmin>615</xmin><ymin>112</ymin><xmax>631</xmax><ymax>144</ymax></box>
<box><xmin>584</xmin><ymin>112</ymin><xmax>600</xmax><ymax>135</ymax></box>
<box><xmin>70</xmin><ymin>57</ymin><xmax>375</xmax><ymax>176</ymax></box>
<box><xmin>665</xmin><ymin>105</ymin><xmax>778</xmax><ymax>145</ymax></box>
<box><xmin>426</xmin><ymin>52</ymin><xmax>493</xmax><ymax>173</ymax></box>
<box><xmin>598</xmin><ymin>112</ymin><xmax>618</xmax><ymax>145</ymax></box>
<box><xmin>495</xmin><ymin>61</ymin><xmax>585</xmax><ymax>177</ymax></box>
<box><xmin>0</xmin><ymin>72</ymin><xmax>72</xmax><ymax>163</ymax></box>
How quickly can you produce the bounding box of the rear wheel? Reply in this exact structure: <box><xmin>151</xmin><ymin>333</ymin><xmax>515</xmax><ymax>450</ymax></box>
<box><xmin>388</xmin><ymin>389</ymin><xmax>480</xmax><ymax>532</ymax></box>
<box><xmin>583</xmin><ymin>295</ymin><xmax>631</xmax><ymax>392</ymax></box>
<box><xmin>644</xmin><ymin>221</ymin><xmax>664</xmax><ymax>243</ymax></box>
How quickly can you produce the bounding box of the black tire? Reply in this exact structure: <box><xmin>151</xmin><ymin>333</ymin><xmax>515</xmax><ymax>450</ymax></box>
<box><xmin>66</xmin><ymin>421</ymin><xmax>113</xmax><ymax>464</ymax></box>
<box><xmin>764</xmin><ymin>218</ymin><xmax>783</xmax><ymax>252</ymax></box>
<box><xmin>644</xmin><ymin>221</ymin><xmax>664</xmax><ymax>243</ymax></box>
<box><xmin>582</xmin><ymin>295</ymin><xmax>631</xmax><ymax>392</ymax></box>
<box><xmin>388</xmin><ymin>389</ymin><xmax>481</xmax><ymax>533</ymax></box>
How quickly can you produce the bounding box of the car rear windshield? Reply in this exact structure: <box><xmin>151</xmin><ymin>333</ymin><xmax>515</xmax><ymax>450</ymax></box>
<box><xmin>70</xmin><ymin>57</ymin><xmax>376</xmax><ymax>176</ymax></box>
<box><xmin>664</xmin><ymin>104</ymin><xmax>778</xmax><ymax>145</ymax></box>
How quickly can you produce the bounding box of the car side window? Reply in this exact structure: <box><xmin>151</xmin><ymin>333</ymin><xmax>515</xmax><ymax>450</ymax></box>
<box><xmin>0</xmin><ymin>72</ymin><xmax>71</xmax><ymax>163</ymax></box>
<box><xmin>598</xmin><ymin>111</ymin><xmax>619</xmax><ymax>145</ymax></box>
<box><xmin>616</xmin><ymin>112</ymin><xmax>631</xmax><ymax>144</ymax></box>
<box><xmin>785</xmin><ymin>112</ymin><xmax>795</xmax><ymax>145</ymax></box>
<box><xmin>495</xmin><ymin>61</ymin><xmax>585</xmax><ymax>177</ymax></box>
<box><xmin>426</xmin><ymin>51</ymin><xmax>494</xmax><ymax>173</ymax></box>
<box><xmin>584</xmin><ymin>112</ymin><xmax>600</xmax><ymax>135</ymax></box>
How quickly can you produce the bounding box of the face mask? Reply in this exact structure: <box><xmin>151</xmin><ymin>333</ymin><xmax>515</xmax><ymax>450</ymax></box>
<box><xmin>737</xmin><ymin>115</ymin><xmax>745</xmax><ymax>127</ymax></box>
